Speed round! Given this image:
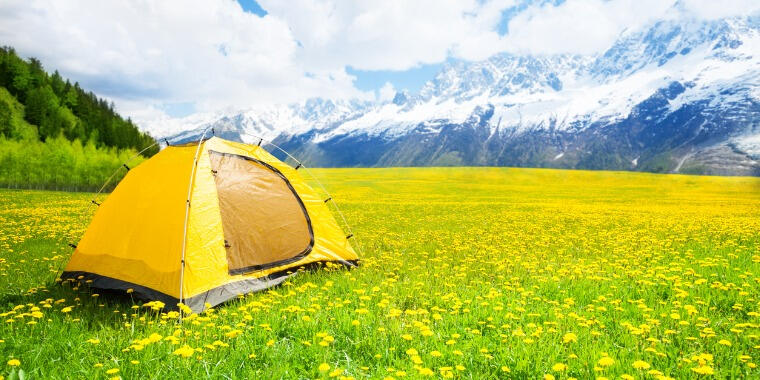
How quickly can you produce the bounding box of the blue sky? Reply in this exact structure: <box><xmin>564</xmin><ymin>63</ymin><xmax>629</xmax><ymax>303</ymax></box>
<box><xmin>238</xmin><ymin>0</ymin><xmax>448</xmax><ymax>96</ymax></box>
<box><xmin>233</xmin><ymin>0</ymin><xmax>564</xmax><ymax>97</ymax></box>
<box><xmin>0</xmin><ymin>0</ymin><xmax>748</xmax><ymax>128</ymax></box>
<box><xmin>238</xmin><ymin>0</ymin><xmax>268</xmax><ymax>17</ymax></box>
<box><xmin>235</xmin><ymin>0</ymin><xmax>532</xmax><ymax>97</ymax></box>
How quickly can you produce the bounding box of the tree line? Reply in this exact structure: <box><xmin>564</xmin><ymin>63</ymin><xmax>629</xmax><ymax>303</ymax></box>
<box><xmin>0</xmin><ymin>46</ymin><xmax>158</xmax><ymax>191</ymax></box>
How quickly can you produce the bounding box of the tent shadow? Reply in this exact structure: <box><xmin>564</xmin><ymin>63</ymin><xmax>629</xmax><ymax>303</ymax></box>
<box><xmin>0</xmin><ymin>280</ymin><xmax>150</xmax><ymax>330</ymax></box>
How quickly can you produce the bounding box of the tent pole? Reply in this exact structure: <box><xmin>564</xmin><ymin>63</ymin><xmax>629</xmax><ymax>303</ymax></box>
<box><xmin>178</xmin><ymin>126</ymin><xmax>213</xmax><ymax>320</ymax></box>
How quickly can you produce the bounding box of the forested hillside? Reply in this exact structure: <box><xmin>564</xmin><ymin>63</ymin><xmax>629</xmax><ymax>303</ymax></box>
<box><xmin>0</xmin><ymin>46</ymin><xmax>157</xmax><ymax>191</ymax></box>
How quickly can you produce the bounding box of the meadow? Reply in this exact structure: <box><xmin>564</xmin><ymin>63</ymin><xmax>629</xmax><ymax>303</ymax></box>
<box><xmin>0</xmin><ymin>167</ymin><xmax>759</xmax><ymax>379</ymax></box>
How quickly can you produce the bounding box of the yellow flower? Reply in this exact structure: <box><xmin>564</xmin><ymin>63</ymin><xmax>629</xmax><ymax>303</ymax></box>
<box><xmin>172</xmin><ymin>344</ymin><xmax>195</xmax><ymax>358</ymax></box>
<box><xmin>632</xmin><ymin>360</ymin><xmax>650</xmax><ymax>370</ymax></box>
<box><xmin>544</xmin><ymin>375</ymin><xmax>555</xmax><ymax>380</ymax></box>
<box><xmin>552</xmin><ymin>363</ymin><xmax>567</xmax><ymax>372</ymax></box>
<box><xmin>7</xmin><ymin>359</ymin><xmax>20</xmax><ymax>367</ymax></box>
<box><xmin>418</xmin><ymin>368</ymin><xmax>434</xmax><ymax>376</ymax></box>
<box><xmin>430</xmin><ymin>350</ymin><xmax>442</xmax><ymax>357</ymax></box>
<box><xmin>501</xmin><ymin>366</ymin><xmax>511</xmax><ymax>373</ymax></box>
<box><xmin>319</xmin><ymin>363</ymin><xmax>330</xmax><ymax>372</ymax></box>
<box><xmin>105</xmin><ymin>368</ymin><xmax>119</xmax><ymax>375</ymax></box>
<box><xmin>691</xmin><ymin>366</ymin><xmax>714</xmax><ymax>375</ymax></box>
<box><xmin>266</xmin><ymin>339</ymin><xmax>275</xmax><ymax>346</ymax></box>
<box><xmin>563</xmin><ymin>332</ymin><xmax>577</xmax><ymax>343</ymax></box>
<box><xmin>401</xmin><ymin>334</ymin><xmax>413</xmax><ymax>341</ymax></box>
<box><xmin>61</xmin><ymin>306</ymin><xmax>72</xmax><ymax>313</ymax></box>
<box><xmin>598</xmin><ymin>357</ymin><xmax>614</xmax><ymax>367</ymax></box>
<box><xmin>177</xmin><ymin>303</ymin><xmax>193</xmax><ymax>314</ymax></box>
<box><xmin>717</xmin><ymin>339</ymin><xmax>731</xmax><ymax>346</ymax></box>
<box><xmin>86</xmin><ymin>338</ymin><xmax>100</xmax><ymax>344</ymax></box>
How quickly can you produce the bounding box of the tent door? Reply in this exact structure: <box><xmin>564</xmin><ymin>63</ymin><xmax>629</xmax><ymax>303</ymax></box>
<box><xmin>208</xmin><ymin>150</ymin><xmax>314</xmax><ymax>274</ymax></box>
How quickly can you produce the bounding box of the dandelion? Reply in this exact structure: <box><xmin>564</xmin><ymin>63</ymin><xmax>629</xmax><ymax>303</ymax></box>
<box><xmin>7</xmin><ymin>359</ymin><xmax>20</xmax><ymax>367</ymax></box>
<box><xmin>401</xmin><ymin>334</ymin><xmax>412</xmax><ymax>341</ymax></box>
<box><xmin>328</xmin><ymin>368</ymin><xmax>343</xmax><ymax>377</ymax></box>
<box><xmin>105</xmin><ymin>368</ymin><xmax>119</xmax><ymax>375</ymax></box>
<box><xmin>319</xmin><ymin>363</ymin><xmax>330</xmax><ymax>372</ymax></box>
<box><xmin>418</xmin><ymin>368</ymin><xmax>434</xmax><ymax>376</ymax></box>
<box><xmin>691</xmin><ymin>366</ymin><xmax>714</xmax><ymax>375</ymax></box>
<box><xmin>173</xmin><ymin>344</ymin><xmax>195</xmax><ymax>358</ymax></box>
<box><xmin>552</xmin><ymin>363</ymin><xmax>567</xmax><ymax>372</ymax></box>
<box><xmin>632</xmin><ymin>360</ymin><xmax>650</xmax><ymax>370</ymax></box>
<box><xmin>563</xmin><ymin>332</ymin><xmax>577</xmax><ymax>343</ymax></box>
<box><xmin>598</xmin><ymin>357</ymin><xmax>614</xmax><ymax>367</ymax></box>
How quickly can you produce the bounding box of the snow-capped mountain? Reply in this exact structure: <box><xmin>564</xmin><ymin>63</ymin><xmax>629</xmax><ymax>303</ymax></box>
<box><xmin>161</xmin><ymin>12</ymin><xmax>760</xmax><ymax>175</ymax></box>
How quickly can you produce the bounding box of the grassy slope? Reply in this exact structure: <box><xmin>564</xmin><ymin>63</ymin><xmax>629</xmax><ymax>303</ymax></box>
<box><xmin>0</xmin><ymin>87</ymin><xmax>37</xmax><ymax>140</ymax></box>
<box><xmin>0</xmin><ymin>168</ymin><xmax>759</xmax><ymax>379</ymax></box>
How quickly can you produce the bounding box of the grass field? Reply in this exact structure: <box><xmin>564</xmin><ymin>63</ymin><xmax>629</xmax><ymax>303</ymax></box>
<box><xmin>1</xmin><ymin>167</ymin><xmax>759</xmax><ymax>379</ymax></box>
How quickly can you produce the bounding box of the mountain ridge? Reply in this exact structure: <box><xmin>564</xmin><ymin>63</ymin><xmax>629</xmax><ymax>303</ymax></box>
<box><xmin>160</xmin><ymin>12</ymin><xmax>760</xmax><ymax>175</ymax></box>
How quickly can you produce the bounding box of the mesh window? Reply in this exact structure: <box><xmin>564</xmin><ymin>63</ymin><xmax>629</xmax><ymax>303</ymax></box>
<box><xmin>208</xmin><ymin>151</ymin><xmax>313</xmax><ymax>274</ymax></box>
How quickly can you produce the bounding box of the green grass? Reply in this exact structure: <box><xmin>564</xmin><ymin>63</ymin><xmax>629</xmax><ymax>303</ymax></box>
<box><xmin>0</xmin><ymin>167</ymin><xmax>759</xmax><ymax>379</ymax></box>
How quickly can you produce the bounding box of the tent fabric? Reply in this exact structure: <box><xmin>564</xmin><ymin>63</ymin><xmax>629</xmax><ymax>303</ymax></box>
<box><xmin>208</xmin><ymin>150</ymin><xmax>314</xmax><ymax>274</ymax></box>
<box><xmin>61</xmin><ymin>137</ymin><xmax>358</xmax><ymax>312</ymax></box>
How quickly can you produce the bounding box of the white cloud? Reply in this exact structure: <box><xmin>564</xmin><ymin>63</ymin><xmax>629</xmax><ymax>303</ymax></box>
<box><xmin>501</xmin><ymin>0</ymin><xmax>759</xmax><ymax>56</ymax></box>
<box><xmin>502</xmin><ymin>0</ymin><xmax>677</xmax><ymax>55</ymax></box>
<box><xmin>0</xmin><ymin>0</ymin><xmax>755</xmax><ymax>134</ymax></box>
<box><xmin>0</xmin><ymin>0</ymin><xmax>515</xmax><ymax>131</ymax></box>
<box><xmin>257</xmin><ymin>0</ymin><xmax>515</xmax><ymax>71</ymax></box>
<box><xmin>677</xmin><ymin>0</ymin><xmax>760</xmax><ymax>20</ymax></box>
<box><xmin>0</xmin><ymin>0</ymin><xmax>370</xmax><ymax>128</ymax></box>
<box><xmin>378</xmin><ymin>82</ymin><xmax>397</xmax><ymax>102</ymax></box>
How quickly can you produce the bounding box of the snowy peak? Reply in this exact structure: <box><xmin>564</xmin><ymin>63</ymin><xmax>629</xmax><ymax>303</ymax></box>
<box><xmin>419</xmin><ymin>54</ymin><xmax>589</xmax><ymax>101</ymax></box>
<box><xmin>593</xmin><ymin>14</ymin><xmax>759</xmax><ymax>79</ymax></box>
<box><xmin>161</xmin><ymin>12</ymin><xmax>759</xmax><ymax>175</ymax></box>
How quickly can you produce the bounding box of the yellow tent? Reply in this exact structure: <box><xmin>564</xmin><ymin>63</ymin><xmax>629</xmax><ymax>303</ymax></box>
<box><xmin>61</xmin><ymin>137</ymin><xmax>358</xmax><ymax>312</ymax></box>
